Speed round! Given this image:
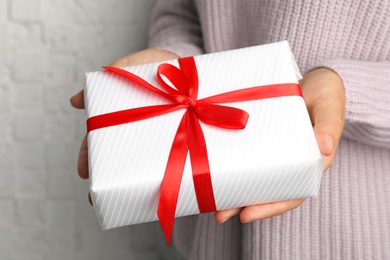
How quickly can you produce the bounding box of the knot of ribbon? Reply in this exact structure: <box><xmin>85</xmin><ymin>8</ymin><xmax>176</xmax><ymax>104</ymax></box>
<box><xmin>87</xmin><ymin>56</ymin><xmax>302</xmax><ymax>245</ymax></box>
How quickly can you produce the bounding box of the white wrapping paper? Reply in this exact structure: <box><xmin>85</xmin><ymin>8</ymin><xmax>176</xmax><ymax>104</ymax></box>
<box><xmin>84</xmin><ymin>41</ymin><xmax>324</xmax><ymax>230</ymax></box>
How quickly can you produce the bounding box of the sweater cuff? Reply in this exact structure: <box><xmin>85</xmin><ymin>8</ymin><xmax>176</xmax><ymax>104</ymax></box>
<box><xmin>313</xmin><ymin>60</ymin><xmax>390</xmax><ymax>148</ymax></box>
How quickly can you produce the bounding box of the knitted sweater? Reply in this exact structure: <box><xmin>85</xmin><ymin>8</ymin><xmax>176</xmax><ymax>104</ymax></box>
<box><xmin>148</xmin><ymin>1</ymin><xmax>390</xmax><ymax>259</ymax></box>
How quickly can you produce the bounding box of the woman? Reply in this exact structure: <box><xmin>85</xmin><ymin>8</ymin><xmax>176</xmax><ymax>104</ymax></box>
<box><xmin>71</xmin><ymin>0</ymin><xmax>390</xmax><ymax>259</ymax></box>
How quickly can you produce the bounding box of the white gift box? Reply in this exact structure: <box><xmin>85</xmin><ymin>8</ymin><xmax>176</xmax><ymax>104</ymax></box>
<box><xmin>84</xmin><ymin>41</ymin><xmax>323</xmax><ymax>231</ymax></box>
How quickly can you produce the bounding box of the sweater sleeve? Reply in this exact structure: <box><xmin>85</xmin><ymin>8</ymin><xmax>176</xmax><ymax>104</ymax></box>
<box><xmin>321</xmin><ymin>60</ymin><xmax>390</xmax><ymax>149</ymax></box>
<box><xmin>148</xmin><ymin>0</ymin><xmax>204</xmax><ymax>57</ymax></box>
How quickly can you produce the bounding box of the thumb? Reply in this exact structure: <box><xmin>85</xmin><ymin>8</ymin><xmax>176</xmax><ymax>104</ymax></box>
<box><xmin>300</xmin><ymin>68</ymin><xmax>345</xmax><ymax>170</ymax></box>
<box><xmin>310</xmin><ymin>90</ymin><xmax>345</xmax><ymax>171</ymax></box>
<box><xmin>314</xmin><ymin>120</ymin><xmax>342</xmax><ymax>157</ymax></box>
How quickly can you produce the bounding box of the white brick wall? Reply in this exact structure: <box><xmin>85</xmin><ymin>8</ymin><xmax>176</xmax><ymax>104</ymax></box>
<box><xmin>0</xmin><ymin>0</ymin><xmax>177</xmax><ymax>259</ymax></box>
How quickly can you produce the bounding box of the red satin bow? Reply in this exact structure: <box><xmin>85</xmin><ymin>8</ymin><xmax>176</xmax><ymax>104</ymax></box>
<box><xmin>87</xmin><ymin>57</ymin><xmax>302</xmax><ymax>245</ymax></box>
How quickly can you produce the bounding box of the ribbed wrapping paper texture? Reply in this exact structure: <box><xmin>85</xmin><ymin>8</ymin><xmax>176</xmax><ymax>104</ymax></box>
<box><xmin>84</xmin><ymin>41</ymin><xmax>324</xmax><ymax>230</ymax></box>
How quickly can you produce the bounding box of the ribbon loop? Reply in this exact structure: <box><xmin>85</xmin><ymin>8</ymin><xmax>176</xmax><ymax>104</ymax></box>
<box><xmin>178</xmin><ymin>57</ymin><xmax>198</xmax><ymax>100</ymax></box>
<box><xmin>103</xmin><ymin>66</ymin><xmax>179</xmax><ymax>103</ymax></box>
<box><xmin>157</xmin><ymin>63</ymin><xmax>194</xmax><ymax>98</ymax></box>
<box><xmin>194</xmin><ymin>103</ymin><xmax>249</xmax><ymax>130</ymax></box>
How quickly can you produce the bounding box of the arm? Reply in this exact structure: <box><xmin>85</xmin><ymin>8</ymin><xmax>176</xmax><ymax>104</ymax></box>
<box><xmin>215</xmin><ymin>68</ymin><xmax>346</xmax><ymax>223</ymax></box>
<box><xmin>216</xmin><ymin>60</ymin><xmax>390</xmax><ymax>223</ymax></box>
<box><xmin>320</xmin><ymin>60</ymin><xmax>390</xmax><ymax>149</ymax></box>
<box><xmin>71</xmin><ymin>0</ymin><xmax>203</xmax><ymax>204</ymax></box>
<box><xmin>148</xmin><ymin>0</ymin><xmax>204</xmax><ymax>57</ymax></box>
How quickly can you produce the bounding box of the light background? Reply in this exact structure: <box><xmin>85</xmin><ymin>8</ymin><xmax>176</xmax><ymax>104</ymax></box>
<box><xmin>0</xmin><ymin>0</ymin><xmax>177</xmax><ymax>259</ymax></box>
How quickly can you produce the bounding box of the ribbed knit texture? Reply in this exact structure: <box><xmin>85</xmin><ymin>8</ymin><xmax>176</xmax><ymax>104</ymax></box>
<box><xmin>148</xmin><ymin>0</ymin><xmax>390</xmax><ymax>259</ymax></box>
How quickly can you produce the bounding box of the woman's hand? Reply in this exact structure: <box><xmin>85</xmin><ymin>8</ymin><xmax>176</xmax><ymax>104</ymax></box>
<box><xmin>70</xmin><ymin>48</ymin><xmax>179</xmax><ymax>204</ymax></box>
<box><xmin>214</xmin><ymin>67</ymin><xmax>346</xmax><ymax>224</ymax></box>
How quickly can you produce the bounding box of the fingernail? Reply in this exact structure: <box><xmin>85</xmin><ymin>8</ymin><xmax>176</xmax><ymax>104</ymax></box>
<box><xmin>219</xmin><ymin>216</ymin><xmax>230</xmax><ymax>224</ymax></box>
<box><xmin>323</xmin><ymin>134</ymin><xmax>334</xmax><ymax>152</ymax></box>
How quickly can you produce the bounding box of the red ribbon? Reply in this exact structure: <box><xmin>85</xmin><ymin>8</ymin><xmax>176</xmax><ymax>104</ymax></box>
<box><xmin>87</xmin><ymin>57</ymin><xmax>302</xmax><ymax>245</ymax></box>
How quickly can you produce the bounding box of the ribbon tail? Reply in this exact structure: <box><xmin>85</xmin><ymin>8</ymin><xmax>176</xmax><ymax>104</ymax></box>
<box><xmin>187</xmin><ymin>110</ymin><xmax>217</xmax><ymax>213</ymax></box>
<box><xmin>157</xmin><ymin>112</ymin><xmax>189</xmax><ymax>245</ymax></box>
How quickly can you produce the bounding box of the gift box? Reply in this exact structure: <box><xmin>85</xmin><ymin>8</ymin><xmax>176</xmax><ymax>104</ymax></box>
<box><xmin>84</xmin><ymin>41</ymin><xmax>323</xmax><ymax>244</ymax></box>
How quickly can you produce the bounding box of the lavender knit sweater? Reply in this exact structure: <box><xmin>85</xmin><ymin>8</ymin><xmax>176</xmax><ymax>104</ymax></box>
<box><xmin>148</xmin><ymin>0</ymin><xmax>390</xmax><ymax>259</ymax></box>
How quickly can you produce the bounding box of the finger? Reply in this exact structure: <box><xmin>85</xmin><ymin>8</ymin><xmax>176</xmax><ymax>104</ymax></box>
<box><xmin>214</xmin><ymin>207</ymin><xmax>243</xmax><ymax>224</ymax></box>
<box><xmin>70</xmin><ymin>90</ymin><xmax>85</xmax><ymax>109</ymax></box>
<box><xmin>310</xmin><ymin>90</ymin><xmax>345</xmax><ymax>172</ymax></box>
<box><xmin>110</xmin><ymin>55</ymin><xmax>132</xmax><ymax>67</ymax></box>
<box><xmin>78</xmin><ymin>135</ymin><xmax>89</xmax><ymax>179</ymax></box>
<box><xmin>312</xmin><ymin>102</ymin><xmax>344</xmax><ymax>157</ymax></box>
<box><xmin>303</xmin><ymin>71</ymin><xmax>345</xmax><ymax>158</ymax></box>
<box><xmin>88</xmin><ymin>193</ymin><xmax>93</xmax><ymax>206</ymax></box>
<box><xmin>313</xmin><ymin>121</ymin><xmax>342</xmax><ymax>172</ymax></box>
<box><xmin>300</xmin><ymin>70</ymin><xmax>345</xmax><ymax>157</ymax></box>
<box><xmin>108</xmin><ymin>49</ymin><xmax>180</xmax><ymax>68</ymax></box>
<box><xmin>323</xmin><ymin>150</ymin><xmax>336</xmax><ymax>172</ymax></box>
<box><xmin>239</xmin><ymin>198</ymin><xmax>305</xmax><ymax>223</ymax></box>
